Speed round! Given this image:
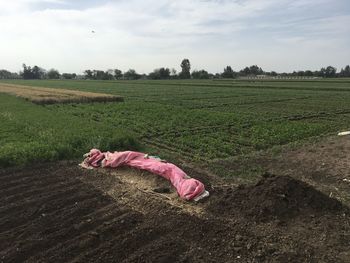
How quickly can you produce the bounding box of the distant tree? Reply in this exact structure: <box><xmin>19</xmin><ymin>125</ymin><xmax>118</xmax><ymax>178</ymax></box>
<box><xmin>21</xmin><ymin>64</ymin><xmax>45</xmax><ymax>79</ymax></box>
<box><xmin>104</xmin><ymin>69</ymin><xmax>114</xmax><ymax>80</ymax></box>
<box><xmin>84</xmin><ymin>69</ymin><xmax>114</xmax><ymax>80</ymax></box>
<box><xmin>170</xmin><ymin>68</ymin><xmax>177</xmax><ymax>75</ymax></box>
<box><xmin>345</xmin><ymin>65</ymin><xmax>350</xmax><ymax>77</ymax></box>
<box><xmin>191</xmin><ymin>69</ymin><xmax>209</xmax><ymax>79</ymax></box>
<box><xmin>32</xmin><ymin>66</ymin><xmax>46</xmax><ymax>79</ymax></box>
<box><xmin>123</xmin><ymin>69</ymin><xmax>140</xmax><ymax>80</ymax></box>
<box><xmin>61</xmin><ymin>73</ymin><xmax>77</xmax><ymax>79</ymax></box>
<box><xmin>148</xmin><ymin>71</ymin><xmax>157</xmax><ymax>80</ymax></box>
<box><xmin>93</xmin><ymin>70</ymin><xmax>104</xmax><ymax>80</ymax></box>
<box><xmin>339</xmin><ymin>65</ymin><xmax>350</xmax><ymax>77</ymax></box>
<box><xmin>239</xmin><ymin>65</ymin><xmax>263</xmax><ymax>76</ymax></box>
<box><xmin>159</xmin><ymin>68</ymin><xmax>170</xmax><ymax>79</ymax></box>
<box><xmin>140</xmin><ymin>73</ymin><xmax>147</xmax><ymax>79</ymax></box>
<box><xmin>297</xmin><ymin>71</ymin><xmax>306</xmax><ymax>76</ymax></box>
<box><xmin>290</xmin><ymin>71</ymin><xmax>297</xmax><ymax>77</ymax></box>
<box><xmin>0</xmin><ymin>69</ymin><xmax>10</xmax><ymax>79</ymax></box>
<box><xmin>222</xmin><ymin>66</ymin><xmax>235</xmax><ymax>78</ymax></box>
<box><xmin>179</xmin><ymin>59</ymin><xmax>191</xmax><ymax>79</ymax></box>
<box><xmin>170</xmin><ymin>68</ymin><xmax>177</xmax><ymax>79</ymax></box>
<box><xmin>249</xmin><ymin>65</ymin><xmax>263</xmax><ymax>75</ymax></box>
<box><xmin>21</xmin><ymin>64</ymin><xmax>31</xmax><ymax>79</ymax></box>
<box><xmin>240</xmin><ymin>67</ymin><xmax>250</xmax><ymax>76</ymax></box>
<box><xmin>84</xmin><ymin>70</ymin><xmax>94</xmax><ymax>79</ymax></box>
<box><xmin>326</xmin><ymin>66</ymin><xmax>336</xmax><ymax>78</ymax></box>
<box><xmin>313</xmin><ymin>70</ymin><xmax>322</xmax><ymax>77</ymax></box>
<box><xmin>304</xmin><ymin>70</ymin><xmax>313</xmax><ymax>77</ymax></box>
<box><xmin>0</xmin><ymin>69</ymin><xmax>19</xmax><ymax>79</ymax></box>
<box><xmin>320</xmin><ymin>67</ymin><xmax>327</xmax><ymax>77</ymax></box>
<box><xmin>114</xmin><ymin>69</ymin><xmax>123</xmax><ymax>80</ymax></box>
<box><xmin>148</xmin><ymin>67</ymin><xmax>171</xmax><ymax>79</ymax></box>
<box><xmin>47</xmin><ymin>69</ymin><xmax>60</xmax><ymax>79</ymax></box>
<box><xmin>270</xmin><ymin>71</ymin><xmax>278</xmax><ymax>77</ymax></box>
<box><xmin>319</xmin><ymin>66</ymin><xmax>336</xmax><ymax>78</ymax></box>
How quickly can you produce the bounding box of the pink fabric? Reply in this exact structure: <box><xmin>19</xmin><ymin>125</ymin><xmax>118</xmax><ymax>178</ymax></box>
<box><xmin>82</xmin><ymin>149</ymin><xmax>206</xmax><ymax>201</ymax></box>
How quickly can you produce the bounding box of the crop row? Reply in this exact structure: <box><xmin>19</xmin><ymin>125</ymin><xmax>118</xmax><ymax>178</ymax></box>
<box><xmin>1</xmin><ymin>79</ymin><xmax>350</xmax><ymax>168</ymax></box>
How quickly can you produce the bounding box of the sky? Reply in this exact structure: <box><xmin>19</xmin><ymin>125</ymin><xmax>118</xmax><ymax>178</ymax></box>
<box><xmin>0</xmin><ymin>0</ymin><xmax>349</xmax><ymax>74</ymax></box>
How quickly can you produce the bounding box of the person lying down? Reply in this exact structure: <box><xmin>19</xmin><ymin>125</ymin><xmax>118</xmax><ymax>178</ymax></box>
<box><xmin>79</xmin><ymin>149</ymin><xmax>209</xmax><ymax>201</ymax></box>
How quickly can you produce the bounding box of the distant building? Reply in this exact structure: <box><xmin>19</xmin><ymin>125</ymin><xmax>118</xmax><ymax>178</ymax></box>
<box><xmin>238</xmin><ymin>75</ymin><xmax>321</xmax><ymax>80</ymax></box>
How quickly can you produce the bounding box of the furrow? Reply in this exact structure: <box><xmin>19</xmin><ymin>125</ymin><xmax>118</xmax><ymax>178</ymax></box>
<box><xmin>28</xmin><ymin>210</ymin><xmax>140</xmax><ymax>263</ymax></box>
<box><xmin>0</xmin><ymin>182</ymin><xmax>87</xmax><ymax>223</ymax></box>
<box><xmin>0</xmin><ymin>176</ymin><xmax>72</xmax><ymax>199</ymax></box>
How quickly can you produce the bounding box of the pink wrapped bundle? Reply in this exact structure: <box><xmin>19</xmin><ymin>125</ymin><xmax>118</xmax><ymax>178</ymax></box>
<box><xmin>80</xmin><ymin>149</ymin><xmax>208</xmax><ymax>201</ymax></box>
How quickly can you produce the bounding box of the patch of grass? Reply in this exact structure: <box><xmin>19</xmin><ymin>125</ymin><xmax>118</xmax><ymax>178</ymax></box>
<box><xmin>0</xmin><ymin>79</ymin><xmax>349</xmax><ymax>179</ymax></box>
<box><xmin>0</xmin><ymin>83</ymin><xmax>123</xmax><ymax>104</ymax></box>
<box><xmin>0</xmin><ymin>94</ymin><xmax>138</xmax><ymax>167</ymax></box>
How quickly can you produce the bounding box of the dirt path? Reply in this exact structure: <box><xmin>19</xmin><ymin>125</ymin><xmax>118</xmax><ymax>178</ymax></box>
<box><xmin>1</xmin><ymin>137</ymin><xmax>350</xmax><ymax>262</ymax></box>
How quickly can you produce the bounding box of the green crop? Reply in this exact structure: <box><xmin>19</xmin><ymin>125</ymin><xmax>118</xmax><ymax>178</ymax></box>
<box><xmin>0</xmin><ymin>79</ymin><xmax>349</xmax><ymax>175</ymax></box>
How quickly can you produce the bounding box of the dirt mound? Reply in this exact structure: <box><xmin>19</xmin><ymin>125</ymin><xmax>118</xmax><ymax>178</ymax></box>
<box><xmin>209</xmin><ymin>174</ymin><xmax>343</xmax><ymax>221</ymax></box>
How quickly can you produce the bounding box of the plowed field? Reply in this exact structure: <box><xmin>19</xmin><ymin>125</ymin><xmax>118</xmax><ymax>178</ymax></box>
<box><xmin>1</xmin><ymin>136</ymin><xmax>350</xmax><ymax>263</ymax></box>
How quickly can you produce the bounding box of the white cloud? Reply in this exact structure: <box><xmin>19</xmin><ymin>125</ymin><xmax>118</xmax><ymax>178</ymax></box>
<box><xmin>0</xmin><ymin>0</ymin><xmax>349</xmax><ymax>73</ymax></box>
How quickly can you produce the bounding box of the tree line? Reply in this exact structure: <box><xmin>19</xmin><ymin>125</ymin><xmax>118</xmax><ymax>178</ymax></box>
<box><xmin>1</xmin><ymin>60</ymin><xmax>350</xmax><ymax>80</ymax></box>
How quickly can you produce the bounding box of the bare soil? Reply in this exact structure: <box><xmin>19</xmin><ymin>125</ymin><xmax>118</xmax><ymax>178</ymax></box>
<box><xmin>1</xmin><ymin>136</ymin><xmax>350</xmax><ymax>262</ymax></box>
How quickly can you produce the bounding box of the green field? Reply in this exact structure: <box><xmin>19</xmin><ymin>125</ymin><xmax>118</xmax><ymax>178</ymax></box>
<box><xmin>1</xmin><ymin>79</ymin><xmax>350</xmax><ymax>178</ymax></box>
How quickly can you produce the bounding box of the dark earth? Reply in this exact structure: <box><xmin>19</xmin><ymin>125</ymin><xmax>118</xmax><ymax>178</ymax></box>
<box><xmin>1</xmin><ymin>136</ymin><xmax>350</xmax><ymax>262</ymax></box>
